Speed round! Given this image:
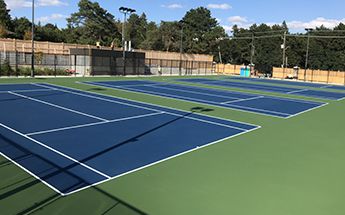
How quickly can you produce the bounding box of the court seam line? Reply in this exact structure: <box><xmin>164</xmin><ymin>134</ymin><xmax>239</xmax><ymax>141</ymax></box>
<box><xmin>41</xmin><ymin>82</ymin><xmax>261</xmax><ymax>128</ymax></box>
<box><xmin>83</xmin><ymin>81</ymin><xmax>287</xmax><ymax>119</ymax></box>
<box><xmin>26</xmin><ymin>112</ymin><xmax>166</xmax><ymax>136</ymax></box>
<box><xmin>286</xmin><ymin>89</ymin><xmax>310</xmax><ymax>94</ymax></box>
<box><xmin>8</xmin><ymin>91</ymin><xmax>109</xmax><ymax>122</ymax></box>
<box><xmin>178</xmin><ymin>79</ymin><xmax>333</xmax><ymax>104</ymax></box>
<box><xmin>110</xmin><ymin>84</ymin><xmax>233</xmax><ymax>105</ymax></box>
<box><xmin>35</xmin><ymin>83</ymin><xmax>260</xmax><ymax>128</ymax></box>
<box><xmin>108</xmin><ymin>82</ymin><xmax>171</xmax><ymax>87</ymax></box>
<box><xmin>0</xmin><ymin>151</ymin><xmax>64</xmax><ymax>196</ymax></box>
<box><xmin>230</xmin><ymin>77</ymin><xmax>345</xmax><ymax>91</ymax></box>
<box><xmin>32</xmin><ymin>83</ymin><xmax>165</xmax><ymax>115</ymax></box>
<box><xmin>96</xmin><ymin>82</ymin><xmax>291</xmax><ymax>117</ymax></box>
<box><xmin>62</xmin><ymin>125</ymin><xmax>261</xmax><ymax>196</ymax></box>
<box><xmin>195</xmin><ymin>79</ymin><xmax>295</xmax><ymax>93</ymax></box>
<box><xmin>175</xmin><ymin>79</ymin><xmax>328</xmax><ymax>105</ymax></box>
<box><xmin>147</xmin><ymin>84</ymin><xmax>244</xmax><ymax>100</ymax></box>
<box><xmin>88</xmin><ymin>82</ymin><xmax>288</xmax><ymax>118</ymax></box>
<box><xmin>0</xmin><ymin>89</ymin><xmax>55</xmax><ymax>93</ymax></box>
<box><xmin>221</xmin><ymin>96</ymin><xmax>265</xmax><ymax>104</ymax></box>
<box><xmin>0</xmin><ymin>122</ymin><xmax>112</xmax><ymax>179</ymax></box>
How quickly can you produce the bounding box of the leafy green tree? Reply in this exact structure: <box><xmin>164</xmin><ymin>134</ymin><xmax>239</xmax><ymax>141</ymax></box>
<box><xmin>11</xmin><ymin>17</ymin><xmax>31</xmax><ymax>39</ymax></box>
<box><xmin>66</xmin><ymin>0</ymin><xmax>121</xmax><ymax>46</ymax></box>
<box><xmin>0</xmin><ymin>0</ymin><xmax>11</xmax><ymax>30</ymax></box>
<box><xmin>127</xmin><ymin>13</ymin><xmax>148</xmax><ymax>49</ymax></box>
<box><xmin>139</xmin><ymin>21</ymin><xmax>163</xmax><ymax>50</ymax></box>
<box><xmin>158</xmin><ymin>21</ymin><xmax>180</xmax><ymax>52</ymax></box>
<box><xmin>36</xmin><ymin>23</ymin><xmax>65</xmax><ymax>42</ymax></box>
<box><xmin>181</xmin><ymin>7</ymin><xmax>225</xmax><ymax>55</ymax></box>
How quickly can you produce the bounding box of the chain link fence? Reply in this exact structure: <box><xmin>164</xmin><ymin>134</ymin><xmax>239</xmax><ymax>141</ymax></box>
<box><xmin>0</xmin><ymin>50</ymin><xmax>215</xmax><ymax>77</ymax></box>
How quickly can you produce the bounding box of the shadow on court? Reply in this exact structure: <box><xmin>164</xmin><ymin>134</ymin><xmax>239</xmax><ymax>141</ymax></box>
<box><xmin>86</xmin><ymin>87</ymin><xmax>107</xmax><ymax>91</ymax></box>
<box><xmin>0</xmin><ymin>133</ymin><xmax>148</xmax><ymax>215</ymax></box>
<box><xmin>0</xmin><ymin>106</ymin><xmax>214</xmax><ymax>214</ymax></box>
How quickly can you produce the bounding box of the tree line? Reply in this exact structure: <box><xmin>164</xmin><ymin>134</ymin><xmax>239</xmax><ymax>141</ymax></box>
<box><xmin>1</xmin><ymin>0</ymin><xmax>345</xmax><ymax>73</ymax></box>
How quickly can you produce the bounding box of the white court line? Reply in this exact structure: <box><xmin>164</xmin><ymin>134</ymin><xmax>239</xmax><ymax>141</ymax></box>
<box><xmin>0</xmin><ymin>122</ymin><xmax>111</xmax><ymax>179</ymax></box>
<box><xmin>221</xmin><ymin>96</ymin><xmax>264</xmax><ymax>104</ymax></box>
<box><xmin>177</xmin><ymin>80</ymin><xmax>325</xmax><ymax>105</ymax></box>
<box><xmin>0</xmin><ymin>89</ymin><xmax>55</xmax><ymax>94</ymax></box>
<box><xmin>26</xmin><ymin>112</ymin><xmax>166</xmax><ymax>136</ymax></box>
<box><xmin>0</xmin><ymin>83</ymin><xmax>261</xmax><ymax>196</ymax></box>
<box><xmin>148</xmin><ymin>84</ymin><xmax>243</xmax><ymax>100</ymax></box>
<box><xmin>286</xmin><ymin>89</ymin><xmax>309</xmax><ymax>94</ymax></box>
<box><xmin>63</xmin><ymin>125</ymin><xmax>261</xmax><ymax>196</ymax></box>
<box><xmin>285</xmin><ymin>102</ymin><xmax>329</xmax><ymax>119</ymax></box>
<box><xmin>99</xmin><ymin>82</ymin><xmax>170</xmax><ymax>87</ymax></box>
<box><xmin>32</xmin><ymin>83</ymin><xmax>164</xmax><ymax>115</ymax></box>
<box><xmin>88</xmin><ymin>82</ymin><xmax>289</xmax><ymax>118</ymax></box>
<box><xmin>224</xmin><ymin>103</ymin><xmax>290</xmax><ymax>117</ymax></box>
<box><xmin>0</xmin><ymin>151</ymin><xmax>64</xmax><ymax>195</ymax></box>
<box><xmin>8</xmin><ymin>91</ymin><xmax>109</xmax><ymax>122</ymax></box>
<box><xmin>36</xmin><ymin>83</ymin><xmax>258</xmax><ymax>130</ymax></box>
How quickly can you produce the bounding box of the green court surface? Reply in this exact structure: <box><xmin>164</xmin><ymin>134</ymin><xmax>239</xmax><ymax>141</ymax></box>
<box><xmin>1</xmin><ymin>76</ymin><xmax>345</xmax><ymax>215</ymax></box>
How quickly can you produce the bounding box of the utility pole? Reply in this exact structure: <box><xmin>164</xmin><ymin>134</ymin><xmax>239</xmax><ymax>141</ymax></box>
<box><xmin>31</xmin><ymin>0</ymin><xmax>35</xmax><ymax>78</ymax></box>
<box><xmin>179</xmin><ymin>21</ymin><xmax>184</xmax><ymax>76</ymax></box>
<box><xmin>250</xmin><ymin>33</ymin><xmax>255</xmax><ymax>65</ymax></box>
<box><xmin>304</xmin><ymin>28</ymin><xmax>313</xmax><ymax>81</ymax></box>
<box><xmin>250</xmin><ymin>33</ymin><xmax>255</xmax><ymax>74</ymax></box>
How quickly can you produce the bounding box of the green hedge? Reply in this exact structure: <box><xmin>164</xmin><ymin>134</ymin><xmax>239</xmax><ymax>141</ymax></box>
<box><xmin>0</xmin><ymin>62</ymin><xmax>70</xmax><ymax>77</ymax></box>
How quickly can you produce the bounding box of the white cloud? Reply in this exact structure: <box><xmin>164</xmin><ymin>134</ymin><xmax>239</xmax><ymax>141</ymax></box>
<box><xmin>224</xmin><ymin>16</ymin><xmax>252</xmax><ymax>32</ymax></box>
<box><xmin>207</xmin><ymin>3</ymin><xmax>232</xmax><ymax>10</ymax></box>
<box><xmin>5</xmin><ymin>0</ymin><xmax>32</xmax><ymax>9</ymax></box>
<box><xmin>287</xmin><ymin>17</ymin><xmax>345</xmax><ymax>30</ymax></box>
<box><xmin>161</xmin><ymin>4</ymin><xmax>183</xmax><ymax>9</ymax></box>
<box><xmin>228</xmin><ymin>16</ymin><xmax>248</xmax><ymax>24</ymax></box>
<box><xmin>37</xmin><ymin>13</ymin><xmax>66</xmax><ymax>23</ymax></box>
<box><xmin>37</xmin><ymin>0</ymin><xmax>67</xmax><ymax>7</ymax></box>
<box><xmin>222</xmin><ymin>25</ymin><xmax>233</xmax><ymax>32</ymax></box>
<box><xmin>5</xmin><ymin>0</ymin><xmax>67</xmax><ymax>9</ymax></box>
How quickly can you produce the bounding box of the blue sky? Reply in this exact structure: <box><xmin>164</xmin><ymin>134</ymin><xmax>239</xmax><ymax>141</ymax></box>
<box><xmin>4</xmin><ymin>0</ymin><xmax>345</xmax><ymax>33</ymax></box>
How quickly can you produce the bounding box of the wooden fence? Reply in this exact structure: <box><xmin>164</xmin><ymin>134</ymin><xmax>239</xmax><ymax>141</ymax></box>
<box><xmin>215</xmin><ymin>64</ymin><xmax>244</xmax><ymax>75</ymax></box>
<box><xmin>273</xmin><ymin>67</ymin><xmax>345</xmax><ymax>85</ymax></box>
<box><xmin>0</xmin><ymin>38</ymin><xmax>213</xmax><ymax>62</ymax></box>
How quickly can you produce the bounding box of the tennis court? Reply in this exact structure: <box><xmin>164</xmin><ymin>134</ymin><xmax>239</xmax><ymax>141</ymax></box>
<box><xmin>177</xmin><ymin>78</ymin><xmax>345</xmax><ymax>100</ymax></box>
<box><xmin>83</xmin><ymin>80</ymin><xmax>327</xmax><ymax>118</ymax></box>
<box><xmin>229</xmin><ymin>76</ymin><xmax>345</xmax><ymax>91</ymax></box>
<box><xmin>0</xmin><ymin>83</ymin><xmax>259</xmax><ymax>196</ymax></box>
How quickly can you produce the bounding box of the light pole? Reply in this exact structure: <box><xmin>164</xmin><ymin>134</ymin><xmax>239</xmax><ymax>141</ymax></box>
<box><xmin>119</xmin><ymin>7</ymin><xmax>136</xmax><ymax>76</ymax></box>
<box><xmin>31</xmin><ymin>0</ymin><xmax>35</xmax><ymax>78</ymax></box>
<box><xmin>282</xmin><ymin>31</ymin><xmax>287</xmax><ymax>68</ymax></box>
<box><xmin>216</xmin><ymin>37</ymin><xmax>226</xmax><ymax>64</ymax></box>
<box><xmin>179</xmin><ymin>20</ymin><xmax>184</xmax><ymax>76</ymax></box>
<box><xmin>304</xmin><ymin>28</ymin><xmax>313</xmax><ymax>81</ymax></box>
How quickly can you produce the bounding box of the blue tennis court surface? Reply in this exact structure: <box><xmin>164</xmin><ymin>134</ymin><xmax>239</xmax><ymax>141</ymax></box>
<box><xmin>83</xmin><ymin>80</ymin><xmax>327</xmax><ymax>118</ymax></box>
<box><xmin>229</xmin><ymin>76</ymin><xmax>345</xmax><ymax>91</ymax></box>
<box><xmin>177</xmin><ymin>78</ymin><xmax>345</xmax><ymax>100</ymax></box>
<box><xmin>0</xmin><ymin>83</ymin><xmax>259</xmax><ymax>195</ymax></box>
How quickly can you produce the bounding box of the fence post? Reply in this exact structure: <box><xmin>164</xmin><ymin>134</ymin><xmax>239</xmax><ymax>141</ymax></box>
<box><xmin>327</xmin><ymin>70</ymin><xmax>330</xmax><ymax>84</ymax></box>
<box><xmin>191</xmin><ymin>61</ymin><xmax>194</xmax><ymax>75</ymax></box>
<box><xmin>54</xmin><ymin>54</ymin><xmax>57</xmax><ymax>77</ymax></box>
<box><xmin>204</xmin><ymin>62</ymin><xmax>207</xmax><ymax>75</ymax></box>
<box><xmin>0</xmin><ymin>51</ymin><xmax>2</xmax><ymax>77</ymax></box>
